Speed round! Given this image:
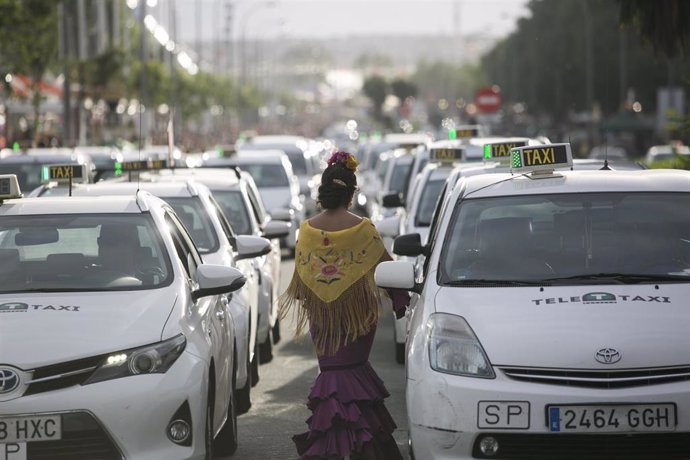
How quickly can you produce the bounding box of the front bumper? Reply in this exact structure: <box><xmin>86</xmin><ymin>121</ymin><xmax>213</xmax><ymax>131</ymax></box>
<box><xmin>407</xmin><ymin>368</ymin><xmax>690</xmax><ymax>459</ymax></box>
<box><xmin>3</xmin><ymin>351</ymin><xmax>208</xmax><ymax>460</ymax></box>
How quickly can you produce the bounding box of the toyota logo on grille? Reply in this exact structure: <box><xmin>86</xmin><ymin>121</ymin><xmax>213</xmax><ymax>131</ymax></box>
<box><xmin>0</xmin><ymin>368</ymin><xmax>19</xmax><ymax>393</ymax></box>
<box><xmin>595</xmin><ymin>348</ymin><xmax>621</xmax><ymax>364</ymax></box>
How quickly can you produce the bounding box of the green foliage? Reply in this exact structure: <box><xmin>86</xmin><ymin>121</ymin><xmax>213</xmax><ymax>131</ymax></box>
<box><xmin>480</xmin><ymin>0</ymin><xmax>690</xmax><ymax>120</ymax></box>
<box><xmin>362</xmin><ymin>75</ymin><xmax>389</xmax><ymax>119</ymax></box>
<box><xmin>620</xmin><ymin>0</ymin><xmax>689</xmax><ymax>57</ymax></box>
<box><xmin>413</xmin><ymin>60</ymin><xmax>485</xmax><ymax>105</ymax></box>
<box><xmin>391</xmin><ymin>78</ymin><xmax>418</xmax><ymax>102</ymax></box>
<box><xmin>354</xmin><ymin>53</ymin><xmax>394</xmax><ymax>70</ymax></box>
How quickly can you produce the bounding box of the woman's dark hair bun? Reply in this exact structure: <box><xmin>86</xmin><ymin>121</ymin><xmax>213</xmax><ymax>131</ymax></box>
<box><xmin>317</xmin><ymin>162</ymin><xmax>357</xmax><ymax>210</ymax></box>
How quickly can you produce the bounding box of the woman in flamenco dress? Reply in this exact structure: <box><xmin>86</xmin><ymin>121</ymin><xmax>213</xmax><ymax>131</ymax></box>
<box><xmin>279</xmin><ymin>150</ymin><xmax>410</xmax><ymax>460</ymax></box>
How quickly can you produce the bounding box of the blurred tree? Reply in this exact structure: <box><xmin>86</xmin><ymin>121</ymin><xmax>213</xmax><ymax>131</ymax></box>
<box><xmin>391</xmin><ymin>78</ymin><xmax>418</xmax><ymax>102</ymax></box>
<box><xmin>362</xmin><ymin>75</ymin><xmax>388</xmax><ymax>120</ymax></box>
<box><xmin>0</xmin><ymin>0</ymin><xmax>60</xmax><ymax>143</ymax></box>
<box><xmin>620</xmin><ymin>0</ymin><xmax>689</xmax><ymax>57</ymax></box>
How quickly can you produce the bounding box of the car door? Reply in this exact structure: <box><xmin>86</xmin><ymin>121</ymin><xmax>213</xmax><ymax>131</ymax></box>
<box><xmin>164</xmin><ymin>210</ymin><xmax>233</xmax><ymax>429</ymax></box>
<box><xmin>207</xmin><ymin>195</ymin><xmax>259</xmax><ymax>360</ymax></box>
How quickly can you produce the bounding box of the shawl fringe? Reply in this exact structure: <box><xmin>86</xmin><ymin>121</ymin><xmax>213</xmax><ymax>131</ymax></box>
<box><xmin>278</xmin><ymin>267</ymin><xmax>384</xmax><ymax>356</ymax></box>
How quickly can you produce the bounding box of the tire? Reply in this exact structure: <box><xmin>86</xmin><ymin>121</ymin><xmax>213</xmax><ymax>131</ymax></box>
<box><xmin>250</xmin><ymin>339</ymin><xmax>260</xmax><ymax>387</ymax></box>
<box><xmin>204</xmin><ymin>391</ymin><xmax>214</xmax><ymax>460</ymax></box>
<box><xmin>235</xmin><ymin>339</ymin><xmax>252</xmax><ymax>415</ymax></box>
<box><xmin>214</xmin><ymin>358</ymin><xmax>239</xmax><ymax>455</ymax></box>
<box><xmin>271</xmin><ymin>317</ymin><xmax>281</xmax><ymax>345</ymax></box>
<box><xmin>395</xmin><ymin>342</ymin><xmax>405</xmax><ymax>364</ymax></box>
<box><xmin>259</xmin><ymin>331</ymin><xmax>273</xmax><ymax>364</ymax></box>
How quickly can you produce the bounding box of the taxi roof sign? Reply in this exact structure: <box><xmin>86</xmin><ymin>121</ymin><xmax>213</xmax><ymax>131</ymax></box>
<box><xmin>0</xmin><ymin>174</ymin><xmax>21</xmax><ymax>200</ymax></box>
<box><xmin>510</xmin><ymin>143</ymin><xmax>573</xmax><ymax>174</ymax></box>
<box><xmin>114</xmin><ymin>159</ymin><xmax>169</xmax><ymax>175</ymax></box>
<box><xmin>41</xmin><ymin>164</ymin><xmax>88</xmax><ymax>184</ymax></box>
<box><xmin>452</xmin><ymin>125</ymin><xmax>483</xmax><ymax>139</ymax></box>
<box><xmin>483</xmin><ymin>140</ymin><xmax>528</xmax><ymax>162</ymax></box>
<box><xmin>430</xmin><ymin>147</ymin><xmax>465</xmax><ymax>163</ymax></box>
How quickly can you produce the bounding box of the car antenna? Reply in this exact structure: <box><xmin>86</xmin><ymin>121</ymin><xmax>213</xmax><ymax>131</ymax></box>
<box><xmin>568</xmin><ymin>136</ymin><xmax>573</xmax><ymax>170</ymax></box>
<box><xmin>136</xmin><ymin>100</ymin><xmax>142</xmax><ymax>193</ymax></box>
<box><xmin>601</xmin><ymin>134</ymin><xmax>611</xmax><ymax>170</ymax></box>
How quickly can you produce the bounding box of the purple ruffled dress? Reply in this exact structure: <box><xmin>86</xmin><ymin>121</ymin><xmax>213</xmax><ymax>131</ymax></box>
<box><xmin>293</xmin><ymin>290</ymin><xmax>408</xmax><ymax>460</ymax></box>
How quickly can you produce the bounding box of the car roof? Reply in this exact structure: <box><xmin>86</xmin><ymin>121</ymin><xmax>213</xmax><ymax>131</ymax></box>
<box><xmin>0</xmin><ymin>154</ymin><xmax>81</xmax><ymax>164</ymax></box>
<box><xmin>455</xmin><ymin>169</ymin><xmax>690</xmax><ymax>199</ymax></box>
<box><xmin>232</xmin><ymin>150</ymin><xmax>289</xmax><ymax>163</ymax></box>
<box><xmin>0</xmin><ymin>194</ymin><xmax>150</xmax><ymax>215</ymax></box>
<box><xmin>153</xmin><ymin>170</ymin><xmax>242</xmax><ymax>191</ymax></box>
<box><xmin>72</xmin><ymin>180</ymin><xmax>204</xmax><ymax>198</ymax></box>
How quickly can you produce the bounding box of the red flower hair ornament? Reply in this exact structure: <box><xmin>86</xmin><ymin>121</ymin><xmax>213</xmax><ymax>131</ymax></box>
<box><xmin>326</xmin><ymin>150</ymin><xmax>358</xmax><ymax>172</ymax></box>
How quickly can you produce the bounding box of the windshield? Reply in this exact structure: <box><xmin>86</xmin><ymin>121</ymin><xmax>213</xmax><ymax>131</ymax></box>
<box><xmin>415</xmin><ymin>178</ymin><xmax>445</xmax><ymax>227</ymax></box>
<box><xmin>286</xmin><ymin>152</ymin><xmax>307</xmax><ymax>175</ymax></box>
<box><xmin>164</xmin><ymin>197</ymin><xmax>220</xmax><ymax>254</ymax></box>
<box><xmin>389</xmin><ymin>162</ymin><xmax>412</xmax><ymax>195</ymax></box>
<box><xmin>440</xmin><ymin>192</ymin><xmax>690</xmax><ymax>285</ymax></box>
<box><xmin>0</xmin><ymin>164</ymin><xmax>44</xmax><ymax>191</ymax></box>
<box><xmin>213</xmin><ymin>190</ymin><xmax>252</xmax><ymax>235</ymax></box>
<box><xmin>238</xmin><ymin>164</ymin><xmax>290</xmax><ymax>188</ymax></box>
<box><xmin>0</xmin><ymin>214</ymin><xmax>172</xmax><ymax>292</ymax></box>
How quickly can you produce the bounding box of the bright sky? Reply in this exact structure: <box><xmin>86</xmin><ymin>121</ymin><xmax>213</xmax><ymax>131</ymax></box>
<box><xmin>157</xmin><ymin>0</ymin><xmax>530</xmax><ymax>41</ymax></box>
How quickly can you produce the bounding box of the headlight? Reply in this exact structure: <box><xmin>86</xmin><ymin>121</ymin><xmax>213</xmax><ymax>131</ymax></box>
<box><xmin>427</xmin><ymin>313</ymin><xmax>494</xmax><ymax>378</ymax></box>
<box><xmin>84</xmin><ymin>334</ymin><xmax>186</xmax><ymax>384</ymax></box>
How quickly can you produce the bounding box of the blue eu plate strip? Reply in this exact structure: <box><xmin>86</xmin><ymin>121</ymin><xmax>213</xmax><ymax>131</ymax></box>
<box><xmin>549</xmin><ymin>407</ymin><xmax>560</xmax><ymax>432</ymax></box>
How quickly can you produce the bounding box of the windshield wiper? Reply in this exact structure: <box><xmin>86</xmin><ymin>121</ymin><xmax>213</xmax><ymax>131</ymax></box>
<box><xmin>543</xmin><ymin>273</ymin><xmax>690</xmax><ymax>284</ymax></box>
<box><xmin>445</xmin><ymin>279</ymin><xmax>547</xmax><ymax>287</ymax></box>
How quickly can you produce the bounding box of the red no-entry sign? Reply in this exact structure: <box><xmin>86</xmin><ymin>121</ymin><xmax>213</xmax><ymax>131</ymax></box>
<box><xmin>475</xmin><ymin>86</ymin><xmax>502</xmax><ymax>113</ymax></box>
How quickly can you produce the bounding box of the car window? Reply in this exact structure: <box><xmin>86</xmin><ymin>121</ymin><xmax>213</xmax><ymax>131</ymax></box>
<box><xmin>212</xmin><ymin>190</ymin><xmax>252</xmax><ymax>235</ymax></box>
<box><xmin>0</xmin><ymin>164</ymin><xmax>44</xmax><ymax>191</ymax></box>
<box><xmin>164</xmin><ymin>212</ymin><xmax>201</xmax><ymax>282</ymax></box>
<box><xmin>439</xmin><ymin>192</ymin><xmax>690</xmax><ymax>284</ymax></box>
<box><xmin>207</xmin><ymin>194</ymin><xmax>239</xmax><ymax>249</ymax></box>
<box><xmin>415</xmin><ymin>178</ymin><xmax>445</xmax><ymax>227</ymax></box>
<box><xmin>389</xmin><ymin>162</ymin><xmax>413</xmax><ymax>196</ymax></box>
<box><xmin>237</xmin><ymin>164</ymin><xmax>289</xmax><ymax>188</ymax></box>
<box><xmin>0</xmin><ymin>214</ymin><xmax>172</xmax><ymax>292</ymax></box>
<box><xmin>164</xmin><ymin>197</ymin><xmax>220</xmax><ymax>254</ymax></box>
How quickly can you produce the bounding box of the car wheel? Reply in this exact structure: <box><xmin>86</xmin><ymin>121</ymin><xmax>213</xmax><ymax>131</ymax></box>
<box><xmin>395</xmin><ymin>342</ymin><xmax>405</xmax><ymax>364</ymax></box>
<box><xmin>259</xmin><ymin>330</ymin><xmax>273</xmax><ymax>364</ymax></box>
<box><xmin>251</xmin><ymin>339</ymin><xmax>260</xmax><ymax>387</ymax></box>
<box><xmin>272</xmin><ymin>317</ymin><xmax>281</xmax><ymax>345</ymax></box>
<box><xmin>214</xmin><ymin>356</ymin><xmax>239</xmax><ymax>455</ymax></box>
<box><xmin>204</xmin><ymin>389</ymin><xmax>214</xmax><ymax>460</ymax></box>
<box><xmin>235</xmin><ymin>339</ymin><xmax>252</xmax><ymax>415</ymax></box>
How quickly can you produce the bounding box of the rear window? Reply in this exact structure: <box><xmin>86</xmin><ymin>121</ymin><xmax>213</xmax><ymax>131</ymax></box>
<box><xmin>238</xmin><ymin>164</ymin><xmax>290</xmax><ymax>188</ymax></box>
<box><xmin>213</xmin><ymin>190</ymin><xmax>252</xmax><ymax>235</ymax></box>
<box><xmin>164</xmin><ymin>197</ymin><xmax>220</xmax><ymax>254</ymax></box>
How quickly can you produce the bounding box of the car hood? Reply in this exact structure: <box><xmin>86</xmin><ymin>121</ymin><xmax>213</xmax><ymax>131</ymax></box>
<box><xmin>434</xmin><ymin>284</ymin><xmax>690</xmax><ymax>369</ymax></box>
<box><xmin>259</xmin><ymin>187</ymin><xmax>291</xmax><ymax>211</ymax></box>
<box><xmin>0</xmin><ymin>289</ymin><xmax>177</xmax><ymax>369</ymax></box>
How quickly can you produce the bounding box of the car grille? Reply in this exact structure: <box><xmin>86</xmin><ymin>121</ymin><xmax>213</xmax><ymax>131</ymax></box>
<box><xmin>473</xmin><ymin>433</ymin><xmax>690</xmax><ymax>459</ymax></box>
<box><xmin>499</xmin><ymin>366</ymin><xmax>690</xmax><ymax>389</ymax></box>
<box><xmin>24</xmin><ymin>355</ymin><xmax>104</xmax><ymax>396</ymax></box>
<box><xmin>27</xmin><ymin>411</ymin><xmax>122</xmax><ymax>459</ymax></box>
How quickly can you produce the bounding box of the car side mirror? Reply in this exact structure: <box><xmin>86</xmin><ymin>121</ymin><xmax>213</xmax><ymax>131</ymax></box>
<box><xmin>235</xmin><ymin>235</ymin><xmax>272</xmax><ymax>260</ymax></box>
<box><xmin>382</xmin><ymin>192</ymin><xmax>404</xmax><ymax>208</ymax></box>
<box><xmin>192</xmin><ymin>264</ymin><xmax>246</xmax><ymax>302</ymax></box>
<box><xmin>262</xmin><ymin>220</ymin><xmax>290</xmax><ymax>239</ymax></box>
<box><xmin>393</xmin><ymin>233</ymin><xmax>424</xmax><ymax>257</ymax></box>
<box><xmin>269</xmin><ymin>208</ymin><xmax>293</xmax><ymax>222</ymax></box>
<box><xmin>375</xmin><ymin>260</ymin><xmax>420</xmax><ymax>293</ymax></box>
<box><xmin>376</xmin><ymin>215</ymin><xmax>400</xmax><ymax>238</ymax></box>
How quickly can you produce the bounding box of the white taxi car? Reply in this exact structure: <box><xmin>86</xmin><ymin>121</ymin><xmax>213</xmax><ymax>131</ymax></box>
<box><xmin>0</xmin><ymin>175</ymin><xmax>246</xmax><ymax>459</ymax></box>
<box><xmin>69</xmin><ymin>179</ymin><xmax>270</xmax><ymax>416</ymax></box>
<box><xmin>377</xmin><ymin>144</ymin><xmax>690</xmax><ymax>459</ymax></box>
<box><xmin>146</xmin><ymin>167</ymin><xmax>289</xmax><ymax>363</ymax></box>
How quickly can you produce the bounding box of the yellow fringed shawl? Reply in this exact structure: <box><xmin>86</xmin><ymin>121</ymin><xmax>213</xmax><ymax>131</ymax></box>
<box><xmin>278</xmin><ymin>217</ymin><xmax>388</xmax><ymax>356</ymax></box>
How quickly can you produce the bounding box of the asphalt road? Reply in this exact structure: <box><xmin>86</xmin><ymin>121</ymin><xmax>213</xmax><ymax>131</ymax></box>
<box><xmin>219</xmin><ymin>258</ymin><xmax>410</xmax><ymax>460</ymax></box>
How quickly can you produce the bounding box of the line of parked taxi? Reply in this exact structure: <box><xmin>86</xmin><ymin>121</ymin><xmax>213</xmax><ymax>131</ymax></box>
<box><xmin>0</xmin><ymin>141</ymin><xmax>311</xmax><ymax>459</ymax></box>
<box><xmin>355</xmin><ymin>129</ymin><xmax>690</xmax><ymax>459</ymax></box>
